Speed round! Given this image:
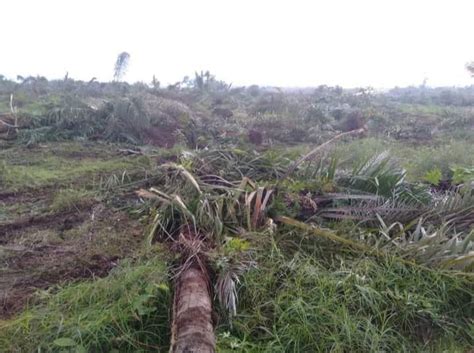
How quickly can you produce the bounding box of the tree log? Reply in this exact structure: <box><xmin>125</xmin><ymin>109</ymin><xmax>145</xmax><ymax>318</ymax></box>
<box><xmin>170</xmin><ymin>259</ymin><xmax>215</xmax><ymax>353</ymax></box>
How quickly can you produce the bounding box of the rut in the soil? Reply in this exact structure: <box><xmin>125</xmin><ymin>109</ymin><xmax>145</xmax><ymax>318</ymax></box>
<box><xmin>0</xmin><ymin>205</ymin><xmax>142</xmax><ymax>318</ymax></box>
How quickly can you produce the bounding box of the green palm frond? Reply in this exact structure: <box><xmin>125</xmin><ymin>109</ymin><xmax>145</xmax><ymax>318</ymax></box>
<box><xmin>308</xmin><ymin>152</ymin><xmax>432</xmax><ymax>225</ymax></box>
<box><xmin>341</xmin><ymin>151</ymin><xmax>431</xmax><ymax>203</ymax></box>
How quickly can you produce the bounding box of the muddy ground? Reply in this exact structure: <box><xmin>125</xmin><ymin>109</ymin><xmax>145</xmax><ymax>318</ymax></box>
<box><xmin>0</xmin><ymin>142</ymin><xmax>153</xmax><ymax>317</ymax></box>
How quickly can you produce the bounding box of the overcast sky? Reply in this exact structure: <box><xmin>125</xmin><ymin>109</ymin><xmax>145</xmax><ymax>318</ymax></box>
<box><xmin>1</xmin><ymin>0</ymin><xmax>473</xmax><ymax>88</ymax></box>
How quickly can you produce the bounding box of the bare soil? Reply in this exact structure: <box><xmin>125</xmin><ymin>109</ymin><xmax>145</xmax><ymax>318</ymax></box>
<box><xmin>0</xmin><ymin>144</ymin><xmax>148</xmax><ymax>318</ymax></box>
<box><xmin>0</xmin><ymin>201</ymin><xmax>143</xmax><ymax>317</ymax></box>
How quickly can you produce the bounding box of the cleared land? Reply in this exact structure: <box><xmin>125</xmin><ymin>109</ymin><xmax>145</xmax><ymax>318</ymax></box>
<box><xmin>0</xmin><ymin>77</ymin><xmax>472</xmax><ymax>352</ymax></box>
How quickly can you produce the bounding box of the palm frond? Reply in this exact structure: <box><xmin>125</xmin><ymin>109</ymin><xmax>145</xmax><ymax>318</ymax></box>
<box><xmin>317</xmin><ymin>196</ymin><xmax>426</xmax><ymax>224</ymax></box>
<box><xmin>394</xmin><ymin>222</ymin><xmax>473</xmax><ymax>271</ymax></box>
<box><xmin>423</xmin><ymin>184</ymin><xmax>474</xmax><ymax>232</ymax></box>
<box><xmin>343</xmin><ymin>152</ymin><xmax>431</xmax><ymax>203</ymax></box>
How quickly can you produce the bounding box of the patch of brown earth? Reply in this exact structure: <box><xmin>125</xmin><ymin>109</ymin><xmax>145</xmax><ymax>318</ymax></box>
<box><xmin>145</xmin><ymin>126</ymin><xmax>178</xmax><ymax>148</ymax></box>
<box><xmin>0</xmin><ymin>211</ymin><xmax>87</xmax><ymax>243</ymax></box>
<box><xmin>0</xmin><ymin>204</ymin><xmax>143</xmax><ymax>318</ymax></box>
<box><xmin>248</xmin><ymin>129</ymin><xmax>263</xmax><ymax>145</ymax></box>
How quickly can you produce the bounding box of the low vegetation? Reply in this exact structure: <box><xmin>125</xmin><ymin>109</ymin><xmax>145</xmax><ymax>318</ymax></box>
<box><xmin>0</xmin><ymin>252</ymin><xmax>171</xmax><ymax>352</ymax></box>
<box><xmin>0</xmin><ymin>75</ymin><xmax>472</xmax><ymax>352</ymax></box>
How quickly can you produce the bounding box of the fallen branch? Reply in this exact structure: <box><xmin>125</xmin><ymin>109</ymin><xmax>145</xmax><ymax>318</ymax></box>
<box><xmin>276</xmin><ymin>215</ymin><xmax>474</xmax><ymax>279</ymax></box>
<box><xmin>0</xmin><ymin>118</ymin><xmax>19</xmax><ymax>129</ymax></box>
<box><xmin>276</xmin><ymin>215</ymin><xmax>375</xmax><ymax>253</ymax></box>
<box><xmin>118</xmin><ymin>148</ymin><xmax>143</xmax><ymax>155</ymax></box>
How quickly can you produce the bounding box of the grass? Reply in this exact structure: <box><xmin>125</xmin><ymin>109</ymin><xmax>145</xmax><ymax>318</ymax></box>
<box><xmin>49</xmin><ymin>188</ymin><xmax>95</xmax><ymax>212</ymax></box>
<box><xmin>1</xmin><ymin>156</ymin><xmax>134</xmax><ymax>189</ymax></box>
<box><xmin>2</xmin><ymin>232</ymin><xmax>471</xmax><ymax>353</ymax></box>
<box><xmin>0</xmin><ymin>143</ymin><xmax>153</xmax><ymax>191</ymax></box>
<box><xmin>0</xmin><ymin>200</ymin><xmax>41</xmax><ymax>222</ymax></box>
<box><xmin>2</xmin><ymin>142</ymin><xmax>472</xmax><ymax>353</ymax></box>
<box><xmin>1</xmin><ymin>82</ymin><xmax>473</xmax><ymax>352</ymax></box>
<box><xmin>217</xmin><ymin>234</ymin><xmax>473</xmax><ymax>352</ymax></box>
<box><xmin>399</xmin><ymin>140</ymin><xmax>474</xmax><ymax>181</ymax></box>
<box><xmin>0</xmin><ymin>250</ymin><xmax>171</xmax><ymax>353</ymax></box>
<box><xmin>334</xmin><ymin>137</ymin><xmax>474</xmax><ymax>182</ymax></box>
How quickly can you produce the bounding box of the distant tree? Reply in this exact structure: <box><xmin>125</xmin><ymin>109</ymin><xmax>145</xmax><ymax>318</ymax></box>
<box><xmin>467</xmin><ymin>62</ymin><xmax>474</xmax><ymax>77</ymax></box>
<box><xmin>194</xmin><ymin>71</ymin><xmax>205</xmax><ymax>90</ymax></box>
<box><xmin>194</xmin><ymin>70</ymin><xmax>216</xmax><ymax>90</ymax></box>
<box><xmin>247</xmin><ymin>85</ymin><xmax>261</xmax><ymax>97</ymax></box>
<box><xmin>113</xmin><ymin>52</ymin><xmax>130</xmax><ymax>82</ymax></box>
<box><xmin>19</xmin><ymin>76</ymin><xmax>49</xmax><ymax>96</ymax></box>
<box><xmin>421</xmin><ymin>77</ymin><xmax>428</xmax><ymax>88</ymax></box>
<box><xmin>191</xmin><ymin>70</ymin><xmax>230</xmax><ymax>92</ymax></box>
<box><xmin>152</xmin><ymin>75</ymin><xmax>160</xmax><ymax>89</ymax></box>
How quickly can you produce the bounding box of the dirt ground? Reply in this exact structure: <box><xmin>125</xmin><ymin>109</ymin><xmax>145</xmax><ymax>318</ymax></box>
<box><xmin>0</xmin><ymin>198</ymin><xmax>143</xmax><ymax>317</ymax></box>
<box><xmin>0</xmin><ymin>143</ymin><xmax>150</xmax><ymax>317</ymax></box>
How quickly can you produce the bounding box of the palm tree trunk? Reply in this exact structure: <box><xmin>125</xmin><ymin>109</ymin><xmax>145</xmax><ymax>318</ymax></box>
<box><xmin>170</xmin><ymin>258</ymin><xmax>215</xmax><ymax>353</ymax></box>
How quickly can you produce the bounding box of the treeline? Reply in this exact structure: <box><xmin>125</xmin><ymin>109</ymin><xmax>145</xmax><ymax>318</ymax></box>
<box><xmin>0</xmin><ymin>73</ymin><xmax>473</xmax><ymax>147</ymax></box>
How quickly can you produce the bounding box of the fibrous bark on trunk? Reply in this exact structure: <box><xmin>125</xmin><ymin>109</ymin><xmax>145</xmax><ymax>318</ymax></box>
<box><xmin>170</xmin><ymin>259</ymin><xmax>215</xmax><ymax>353</ymax></box>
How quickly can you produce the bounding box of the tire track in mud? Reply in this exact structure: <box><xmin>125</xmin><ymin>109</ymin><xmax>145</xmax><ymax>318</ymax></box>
<box><xmin>0</xmin><ymin>245</ymin><xmax>118</xmax><ymax>316</ymax></box>
<box><xmin>0</xmin><ymin>211</ymin><xmax>86</xmax><ymax>243</ymax></box>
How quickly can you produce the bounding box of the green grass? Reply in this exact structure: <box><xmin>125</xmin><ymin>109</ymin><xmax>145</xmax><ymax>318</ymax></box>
<box><xmin>1</xmin><ymin>157</ymin><xmax>135</xmax><ymax>189</ymax></box>
<box><xmin>217</xmin><ymin>236</ymin><xmax>473</xmax><ymax>353</ymax></box>
<box><xmin>0</xmin><ymin>199</ymin><xmax>47</xmax><ymax>222</ymax></box>
<box><xmin>0</xmin><ymin>251</ymin><xmax>171</xmax><ymax>353</ymax></box>
<box><xmin>399</xmin><ymin>140</ymin><xmax>474</xmax><ymax>181</ymax></box>
<box><xmin>49</xmin><ymin>188</ymin><xmax>95</xmax><ymax>212</ymax></box>
<box><xmin>334</xmin><ymin>137</ymin><xmax>474</xmax><ymax>181</ymax></box>
<box><xmin>1</xmin><ymin>234</ymin><xmax>471</xmax><ymax>353</ymax></box>
<box><xmin>1</xmin><ymin>103</ymin><xmax>473</xmax><ymax>353</ymax></box>
<box><xmin>0</xmin><ymin>144</ymin><xmax>153</xmax><ymax>191</ymax></box>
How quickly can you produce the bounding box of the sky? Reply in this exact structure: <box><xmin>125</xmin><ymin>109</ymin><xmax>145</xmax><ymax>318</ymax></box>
<box><xmin>0</xmin><ymin>0</ymin><xmax>473</xmax><ymax>88</ymax></box>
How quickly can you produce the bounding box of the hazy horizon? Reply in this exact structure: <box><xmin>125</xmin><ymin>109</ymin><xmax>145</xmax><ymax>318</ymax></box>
<box><xmin>1</xmin><ymin>0</ymin><xmax>473</xmax><ymax>88</ymax></box>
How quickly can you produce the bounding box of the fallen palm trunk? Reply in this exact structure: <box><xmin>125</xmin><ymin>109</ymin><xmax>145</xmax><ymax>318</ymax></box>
<box><xmin>276</xmin><ymin>215</ymin><xmax>474</xmax><ymax>278</ymax></box>
<box><xmin>170</xmin><ymin>258</ymin><xmax>215</xmax><ymax>353</ymax></box>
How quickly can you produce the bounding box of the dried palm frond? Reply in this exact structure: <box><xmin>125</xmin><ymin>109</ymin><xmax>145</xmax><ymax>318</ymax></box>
<box><xmin>245</xmin><ymin>187</ymin><xmax>274</xmax><ymax>230</ymax></box>
<box><xmin>214</xmin><ymin>252</ymin><xmax>256</xmax><ymax>322</ymax></box>
<box><xmin>146</xmin><ymin>162</ymin><xmax>274</xmax><ymax>244</ymax></box>
<box><xmin>317</xmin><ymin>195</ymin><xmax>426</xmax><ymax>224</ymax></box>
<box><xmin>216</xmin><ymin>267</ymin><xmax>239</xmax><ymax>318</ymax></box>
<box><xmin>423</xmin><ymin>185</ymin><xmax>474</xmax><ymax>232</ymax></box>
<box><xmin>187</xmin><ymin>148</ymin><xmax>290</xmax><ymax>181</ymax></box>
